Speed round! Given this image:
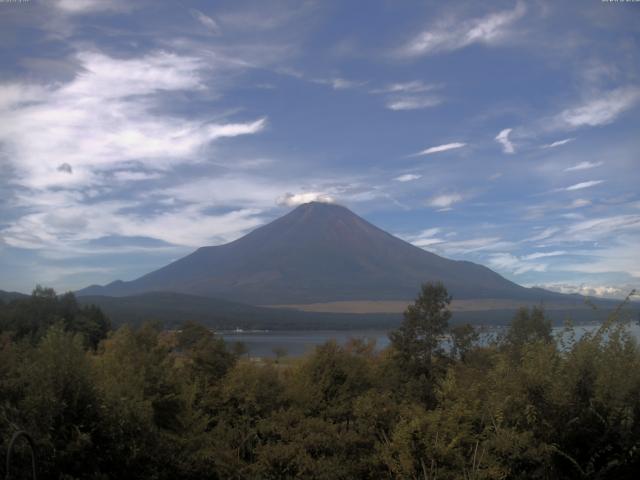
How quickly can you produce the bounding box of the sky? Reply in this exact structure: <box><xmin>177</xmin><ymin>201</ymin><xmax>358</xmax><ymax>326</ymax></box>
<box><xmin>0</xmin><ymin>0</ymin><xmax>639</xmax><ymax>298</ymax></box>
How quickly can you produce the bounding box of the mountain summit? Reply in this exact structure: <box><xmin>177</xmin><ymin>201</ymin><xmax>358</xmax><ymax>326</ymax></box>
<box><xmin>78</xmin><ymin>202</ymin><xmax>563</xmax><ymax>304</ymax></box>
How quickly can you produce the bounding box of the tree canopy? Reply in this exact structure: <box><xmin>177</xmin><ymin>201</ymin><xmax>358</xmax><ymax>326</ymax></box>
<box><xmin>1</xmin><ymin>285</ymin><xmax>639</xmax><ymax>479</ymax></box>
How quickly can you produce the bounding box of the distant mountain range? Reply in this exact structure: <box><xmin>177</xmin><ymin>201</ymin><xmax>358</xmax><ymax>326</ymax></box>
<box><xmin>75</xmin><ymin>292</ymin><xmax>399</xmax><ymax>330</ymax></box>
<box><xmin>3</xmin><ymin>289</ymin><xmax>620</xmax><ymax>330</ymax></box>
<box><xmin>0</xmin><ymin>290</ymin><xmax>28</xmax><ymax>303</ymax></box>
<box><xmin>77</xmin><ymin>202</ymin><xmax>575</xmax><ymax>305</ymax></box>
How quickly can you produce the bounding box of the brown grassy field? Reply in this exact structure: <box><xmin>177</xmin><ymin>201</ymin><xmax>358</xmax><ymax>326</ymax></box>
<box><xmin>264</xmin><ymin>298</ymin><xmax>589</xmax><ymax>314</ymax></box>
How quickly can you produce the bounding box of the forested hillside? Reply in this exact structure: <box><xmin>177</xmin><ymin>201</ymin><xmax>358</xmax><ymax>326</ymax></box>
<box><xmin>1</xmin><ymin>286</ymin><xmax>639</xmax><ymax>479</ymax></box>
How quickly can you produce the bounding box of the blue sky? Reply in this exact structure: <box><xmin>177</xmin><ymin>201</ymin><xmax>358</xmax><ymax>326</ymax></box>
<box><xmin>0</xmin><ymin>0</ymin><xmax>639</xmax><ymax>298</ymax></box>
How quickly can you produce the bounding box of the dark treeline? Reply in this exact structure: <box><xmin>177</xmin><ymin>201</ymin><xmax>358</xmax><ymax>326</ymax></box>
<box><xmin>1</xmin><ymin>283</ymin><xmax>639</xmax><ymax>479</ymax></box>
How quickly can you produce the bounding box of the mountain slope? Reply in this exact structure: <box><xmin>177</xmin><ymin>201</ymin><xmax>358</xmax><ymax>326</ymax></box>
<box><xmin>77</xmin><ymin>202</ymin><xmax>571</xmax><ymax>304</ymax></box>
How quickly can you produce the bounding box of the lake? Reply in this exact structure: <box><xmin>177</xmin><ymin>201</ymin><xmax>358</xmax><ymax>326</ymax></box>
<box><xmin>220</xmin><ymin>323</ymin><xmax>640</xmax><ymax>358</ymax></box>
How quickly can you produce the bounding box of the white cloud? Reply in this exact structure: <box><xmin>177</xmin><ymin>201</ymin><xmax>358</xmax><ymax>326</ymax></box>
<box><xmin>1</xmin><ymin>198</ymin><xmax>266</xmax><ymax>250</ymax></box>
<box><xmin>386</xmin><ymin>96</ymin><xmax>442</xmax><ymax>110</ymax></box>
<box><xmin>394</xmin><ymin>174</ymin><xmax>422</xmax><ymax>182</ymax></box>
<box><xmin>371</xmin><ymin>81</ymin><xmax>436</xmax><ymax>94</ymax></box>
<box><xmin>562</xmin><ymin>215</ymin><xmax>640</xmax><ymax>242</ymax></box>
<box><xmin>0</xmin><ymin>48</ymin><xmax>274</xmax><ymax>259</ymax></box>
<box><xmin>522</xmin><ymin>250</ymin><xmax>567</xmax><ymax>261</ymax></box>
<box><xmin>34</xmin><ymin>265</ymin><xmax>117</xmax><ymax>285</ymax></box>
<box><xmin>564</xmin><ymin>161</ymin><xmax>603</xmax><ymax>172</ymax></box>
<box><xmin>61</xmin><ymin>51</ymin><xmax>204</xmax><ymax>98</ymax></box>
<box><xmin>495</xmin><ymin>128</ymin><xmax>515</xmax><ymax>154</ymax></box>
<box><xmin>53</xmin><ymin>0</ymin><xmax>130</xmax><ymax>14</ymax></box>
<box><xmin>558</xmin><ymin>236</ymin><xmax>640</xmax><ymax>280</ymax></box>
<box><xmin>414</xmin><ymin>142</ymin><xmax>466</xmax><ymax>156</ymax></box>
<box><xmin>435</xmin><ymin>237</ymin><xmax>514</xmax><ymax>255</ymax></box>
<box><xmin>531</xmin><ymin>283</ymin><xmax>637</xmax><ymax>300</ymax></box>
<box><xmin>525</xmin><ymin>214</ymin><xmax>640</xmax><ymax>250</ymax></box>
<box><xmin>0</xmin><ymin>83</ymin><xmax>46</xmax><ymax>110</ymax></box>
<box><xmin>277</xmin><ymin>192</ymin><xmax>335</xmax><ymax>207</ymax></box>
<box><xmin>373</xmin><ymin>81</ymin><xmax>442</xmax><ymax>111</ymax></box>
<box><xmin>488</xmin><ymin>253</ymin><xmax>548</xmax><ymax>275</ymax></box>
<box><xmin>403</xmin><ymin>230</ymin><xmax>515</xmax><ymax>255</ymax></box>
<box><xmin>570</xmin><ymin>198</ymin><xmax>591</xmax><ymax>208</ymax></box>
<box><xmin>330</xmin><ymin>78</ymin><xmax>362</xmax><ymax>90</ymax></box>
<box><xmin>528</xmin><ymin>227</ymin><xmax>559</xmax><ymax>242</ymax></box>
<box><xmin>216</xmin><ymin>4</ymin><xmax>307</xmax><ymax>31</ymax></box>
<box><xmin>159</xmin><ymin>175</ymin><xmax>290</xmax><ymax>209</ymax></box>
<box><xmin>120</xmin><ymin>207</ymin><xmax>265</xmax><ymax>248</ymax></box>
<box><xmin>566</xmin><ymin>180</ymin><xmax>604</xmax><ymax>191</ymax></box>
<box><xmin>190</xmin><ymin>9</ymin><xmax>221</xmax><ymax>33</ymax></box>
<box><xmin>403</xmin><ymin>228</ymin><xmax>445</xmax><ymax>249</ymax></box>
<box><xmin>112</xmin><ymin>170</ymin><xmax>163</xmax><ymax>182</ymax></box>
<box><xmin>313</xmin><ymin>77</ymin><xmax>364</xmax><ymax>90</ymax></box>
<box><xmin>558</xmin><ymin>86</ymin><xmax>640</xmax><ymax>128</ymax></box>
<box><xmin>0</xmin><ymin>50</ymin><xmax>266</xmax><ymax>190</ymax></box>
<box><xmin>400</xmin><ymin>3</ymin><xmax>526</xmax><ymax>57</ymax></box>
<box><xmin>542</xmin><ymin>137</ymin><xmax>574</xmax><ymax>148</ymax></box>
<box><xmin>428</xmin><ymin>193</ymin><xmax>463</xmax><ymax>209</ymax></box>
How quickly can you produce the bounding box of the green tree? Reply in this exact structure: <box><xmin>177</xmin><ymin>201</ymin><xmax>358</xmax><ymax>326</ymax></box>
<box><xmin>389</xmin><ymin>282</ymin><xmax>452</xmax><ymax>378</ymax></box>
<box><xmin>0</xmin><ymin>286</ymin><xmax>110</xmax><ymax>348</ymax></box>
<box><xmin>178</xmin><ymin>321</ymin><xmax>236</xmax><ymax>384</ymax></box>
<box><xmin>450</xmin><ymin>323</ymin><xmax>479</xmax><ymax>362</ymax></box>
<box><xmin>10</xmin><ymin>324</ymin><xmax>102</xmax><ymax>478</ymax></box>
<box><xmin>504</xmin><ymin>306</ymin><xmax>552</xmax><ymax>351</ymax></box>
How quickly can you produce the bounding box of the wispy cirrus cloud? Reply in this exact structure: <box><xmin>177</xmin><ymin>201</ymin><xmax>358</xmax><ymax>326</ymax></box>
<box><xmin>542</xmin><ymin>137</ymin><xmax>574</xmax><ymax>148</ymax></box>
<box><xmin>0</xmin><ymin>50</ymin><xmax>266</xmax><ymax>190</ymax></box>
<box><xmin>394</xmin><ymin>174</ymin><xmax>422</xmax><ymax>182</ymax></box>
<box><xmin>402</xmin><ymin>229</ymin><xmax>514</xmax><ymax>255</ymax></box>
<box><xmin>330</xmin><ymin>78</ymin><xmax>364</xmax><ymax>89</ymax></box>
<box><xmin>558</xmin><ymin>86</ymin><xmax>640</xmax><ymax>128</ymax></box>
<box><xmin>190</xmin><ymin>9</ymin><xmax>221</xmax><ymax>34</ymax></box>
<box><xmin>112</xmin><ymin>170</ymin><xmax>164</xmax><ymax>182</ymax></box>
<box><xmin>495</xmin><ymin>128</ymin><xmax>515</xmax><ymax>154</ymax></box>
<box><xmin>371</xmin><ymin>80</ymin><xmax>442</xmax><ymax>111</ymax></box>
<box><xmin>571</xmin><ymin>199</ymin><xmax>591</xmax><ymax>208</ymax></box>
<box><xmin>52</xmin><ymin>0</ymin><xmax>132</xmax><ymax>15</ymax></box>
<box><xmin>413</xmin><ymin>142</ymin><xmax>466</xmax><ymax>156</ymax></box>
<box><xmin>488</xmin><ymin>250</ymin><xmax>574</xmax><ymax>276</ymax></box>
<box><xmin>528</xmin><ymin>227</ymin><xmax>559</xmax><ymax>242</ymax></box>
<box><xmin>561</xmin><ymin>215</ymin><xmax>640</xmax><ymax>242</ymax></box>
<box><xmin>2</xmin><ymin>200</ymin><xmax>266</xmax><ymax>250</ymax></box>
<box><xmin>488</xmin><ymin>252</ymin><xmax>548</xmax><ymax>275</ymax></box>
<box><xmin>399</xmin><ymin>3</ymin><xmax>526</xmax><ymax>57</ymax></box>
<box><xmin>386</xmin><ymin>96</ymin><xmax>442</xmax><ymax>110</ymax></box>
<box><xmin>370</xmin><ymin>81</ymin><xmax>436</xmax><ymax>94</ymax></box>
<box><xmin>564</xmin><ymin>161</ymin><xmax>603</xmax><ymax>172</ymax></box>
<box><xmin>565</xmin><ymin>180</ymin><xmax>604</xmax><ymax>191</ymax></box>
<box><xmin>402</xmin><ymin>228</ymin><xmax>445</xmax><ymax>248</ymax></box>
<box><xmin>0</xmin><ymin>47</ymin><xmax>272</xmax><ymax>260</ymax></box>
<box><xmin>427</xmin><ymin>193</ymin><xmax>463</xmax><ymax>210</ymax></box>
<box><xmin>522</xmin><ymin>250</ymin><xmax>568</xmax><ymax>261</ymax></box>
<box><xmin>435</xmin><ymin>237</ymin><xmax>514</xmax><ymax>255</ymax></box>
<box><xmin>560</xmin><ymin>238</ymin><xmax>640</xmax><ymax>279</ymax></box>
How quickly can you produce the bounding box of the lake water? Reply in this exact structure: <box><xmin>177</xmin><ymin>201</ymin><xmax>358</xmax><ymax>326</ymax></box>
<box><xmin>220</xmin><ymin>323</ymin><xmax>640</xmax><ymax>358</ymax></box>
